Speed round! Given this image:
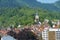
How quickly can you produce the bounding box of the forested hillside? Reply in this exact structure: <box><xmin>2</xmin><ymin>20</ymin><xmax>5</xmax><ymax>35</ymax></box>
<box><xmin>0</xmin><ymin>7</ymin><xmax>60</xmax><ymax>27</ymax></box>
<box><xmin>0</xmin><ymin>0</ymin><xmax>60</xmax><ymax>11</ymax></box>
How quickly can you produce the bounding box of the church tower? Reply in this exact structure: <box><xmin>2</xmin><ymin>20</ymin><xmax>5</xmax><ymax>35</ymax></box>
<box><xmin>35</xmin><ymin>12</ymin><xmax>41</xmax><ymax>25</ymax></box>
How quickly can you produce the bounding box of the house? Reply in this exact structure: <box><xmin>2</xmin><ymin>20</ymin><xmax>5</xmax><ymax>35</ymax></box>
<box><xmin>42</xmin><ymin>28</ymin><xmax>60</xmax><ymax>40</ymax></box>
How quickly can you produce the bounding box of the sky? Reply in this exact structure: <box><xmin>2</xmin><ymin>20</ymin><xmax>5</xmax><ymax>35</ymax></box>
<box><xmin>37</xmin><ymin>0</ymin><xmax>59</xmax><ymax>3</ymax></box>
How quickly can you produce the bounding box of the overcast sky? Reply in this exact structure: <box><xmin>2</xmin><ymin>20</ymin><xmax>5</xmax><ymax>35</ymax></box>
<box><xmin>37</xmin><ymin>0</ymin><xmax>59</xmax><ymax>3</ymax></box>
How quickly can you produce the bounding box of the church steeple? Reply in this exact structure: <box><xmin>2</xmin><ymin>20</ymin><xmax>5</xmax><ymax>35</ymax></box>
<box><xmin>34</xmin><ymin>12</ymin><xmax>41</xmax><ymax>25</ymax></box>
<box><xmin>35</xmin><ymin>12</ymin><xmax>39</xmax><ymax>20</ymax></box>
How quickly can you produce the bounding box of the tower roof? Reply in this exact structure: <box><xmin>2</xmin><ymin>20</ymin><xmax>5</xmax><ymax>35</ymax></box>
<box><xmin>35</xmin><ymin>12</ymin><xmax>39</xmax><ymax>19</ymax></box>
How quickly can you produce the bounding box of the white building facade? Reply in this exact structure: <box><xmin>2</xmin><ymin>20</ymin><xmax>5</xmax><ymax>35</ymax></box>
<box><xmin>42</xmin><ymin>28</ymin><xmax>60</xmax><ymax>40</ymax></box>
<box><xmin>42</xmin><ymin>28</ymin><xmax>49</xmax><ymax>40</ymax></box>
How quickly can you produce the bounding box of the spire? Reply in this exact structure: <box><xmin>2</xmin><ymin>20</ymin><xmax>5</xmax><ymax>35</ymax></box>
<box><xmin>34</xmin><ymin>12</ymin><xmax>41</xmax><ymax>25</ymax></box>
<box><xmin>35</xmin><ymin>12</ymin><xmax>39</xmax><ymax>20</ymax></box>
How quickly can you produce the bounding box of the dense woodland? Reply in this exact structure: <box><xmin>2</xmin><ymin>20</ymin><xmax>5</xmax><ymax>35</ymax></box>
<box><xmin>0</xmin><ymin>7</ymin><xmax>60</xmax><ymax>27</ymax></box>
